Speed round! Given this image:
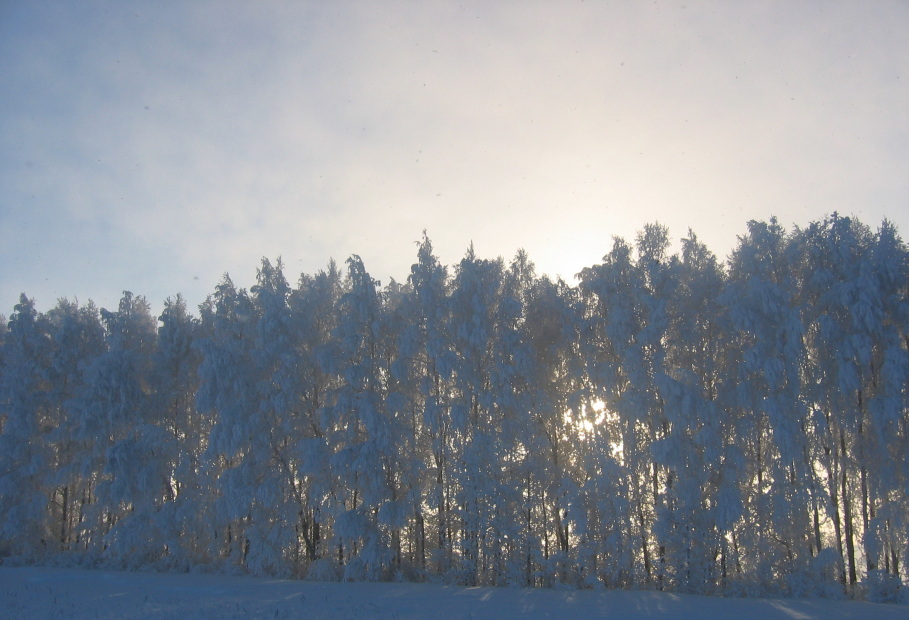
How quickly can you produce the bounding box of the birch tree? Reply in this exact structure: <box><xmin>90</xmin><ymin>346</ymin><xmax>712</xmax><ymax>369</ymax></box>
<box><xmin>0</xmin><ymin>295</ymin><xmax>55</xmax><ymax>557</ymax></box>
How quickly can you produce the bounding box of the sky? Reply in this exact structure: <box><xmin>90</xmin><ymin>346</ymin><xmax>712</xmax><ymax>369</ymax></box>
<box><xmin>1</xmin><ymin>1</ymin><xmax>908</xmax><ymax>316</ymax></box>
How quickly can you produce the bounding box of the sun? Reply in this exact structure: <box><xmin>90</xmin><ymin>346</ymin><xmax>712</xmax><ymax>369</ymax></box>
<box><xmin>563</xmin><ymin>398</ymin><xmax>625</xmax><ymax>461</ymax></box>
<box><xmin>564</xmin><ymin>398</ymin><xmax>607</xmax><ymax>438</ymax></box>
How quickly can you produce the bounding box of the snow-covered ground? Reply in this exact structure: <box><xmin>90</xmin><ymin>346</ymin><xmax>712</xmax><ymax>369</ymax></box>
<box><xmin>2</xmin><ymin>567</ymin><xmax>908</xmax><ymax>620</ymax></box>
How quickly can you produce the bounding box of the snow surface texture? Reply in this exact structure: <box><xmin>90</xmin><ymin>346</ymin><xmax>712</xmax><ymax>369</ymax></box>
<box><xmin>1</xmin><ymin>567</ymin><xmax>907</xmax><ymax>620</ymax></box>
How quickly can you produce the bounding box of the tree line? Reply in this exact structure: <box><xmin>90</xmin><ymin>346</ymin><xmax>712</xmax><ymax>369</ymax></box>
<box><xmin>0</xmin><ymin>214</ymin><xmax>906</xmax><ymax>601</ymax></box>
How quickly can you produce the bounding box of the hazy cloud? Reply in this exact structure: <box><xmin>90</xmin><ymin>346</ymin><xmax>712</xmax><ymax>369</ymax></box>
<box><xmin>2</xmin><ymin>0</ymin><xmax>907</xmax><ymax>313</ymax></box>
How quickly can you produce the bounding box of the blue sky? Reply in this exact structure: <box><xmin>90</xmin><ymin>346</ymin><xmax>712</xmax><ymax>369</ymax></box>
<box><xmin>2</xmin><ymin>1</ymin><xmax>908</xmax><ymax>315</ymax></box>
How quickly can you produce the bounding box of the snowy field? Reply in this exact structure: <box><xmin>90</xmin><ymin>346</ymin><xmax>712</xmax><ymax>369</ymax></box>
<box><xmin>2</xmin><ymin>567</ymin><xmax>908</xmax><ymax>620</ymax></box>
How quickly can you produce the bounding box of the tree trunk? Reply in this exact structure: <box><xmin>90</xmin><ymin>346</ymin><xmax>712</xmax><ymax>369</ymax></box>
<box><xmin>857</xmin><ymin>389</ymin><xmax>876</xmax><ymax>573</ymax></box>
<box><xmin>60</xmin><ymin>485</ymin><xmax>69</xmax><ymax>545</ymax></box>
<box><xmin>840</xmin><ymin>434</ymin><xmax>857</xmax><ymax>586</ymax></box>
<box><xmin>638</xmin><ymin>496</ymin><xmax>652</xmax><ymax>582</ymax></box>
<box><xmin>826</xmin><ymin>451</ymin><xmax>846</xmax><ymax>586</ymax></box>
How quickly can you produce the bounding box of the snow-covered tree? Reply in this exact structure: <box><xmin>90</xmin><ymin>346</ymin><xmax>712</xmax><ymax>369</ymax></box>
<box><xmin>579</xmin><ymin>225</ymin><xmax>677</xmax><ymax>588</ymax></box>
<box><xmin>44</xmin><ymin>298</ymin><xmax>106</xmax><ymax>552</ymax></box>
<box><xmin>321</xmin><ymin>255</ymin><xmax>400</xmax><ymax>581</ymax></box>
<box><xmin>796</xmin><ymin>215</ymin><xmax>909</xmax><ymax>593</ymax></box>
<box><xmin>0</xmin><ymin>214</ymin><xmax>904</xmax><ymax>598</ymax></box>
<box><xmin>720</xmin><ymin>219</ymin><xmax>822</xmax><ymax>594</ymax></box>
<box><xmin>77</xmin><ymin>292</ymin><xmax>160</xmax><ymax>556</ymax></box>
<box><xmin>446</xmin><ymin>245</ymin><xmax>512</xmax><ymax>585</ymax></box>
<box><xmin>0</xmin><ymin>295</ymin><xmax>55</xmax><ymax>557</ymax></box>
<box><xmin>194</xmin><ymin>275</ymin><xmax>261</xmax><ymax>570</ymax></box>
<box><xmin>289</xmin><ymin>260</ymin><xmax>343</xmax><ymax>573</ymax></box>
<box><xmin>148</xmin><ymin>294</ymin><xmax>205</xmax><ymax>569</ymax></box>
<box><xmin>647</xmin><ymin>231</ymin><xmax>731</xmax><ymax>593</ymax></box>
<box><xmin>520</xmin><ymin>270</ymin><xmax>607</xmax><ymax>587</ymax></box>
<box><xmin>400</xmin><ymin>234</ymin><xmax>456</xmax><ymax>576</ymax></box>
<box><xmin>796</xmin><ymin>215</ymin><xmax>869</xmax><ymax>589</ymax></box>
<box><xmin>863</xmin><ymin>220</ymin><xmax>909</xmax><ymax>584</ymax></box>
